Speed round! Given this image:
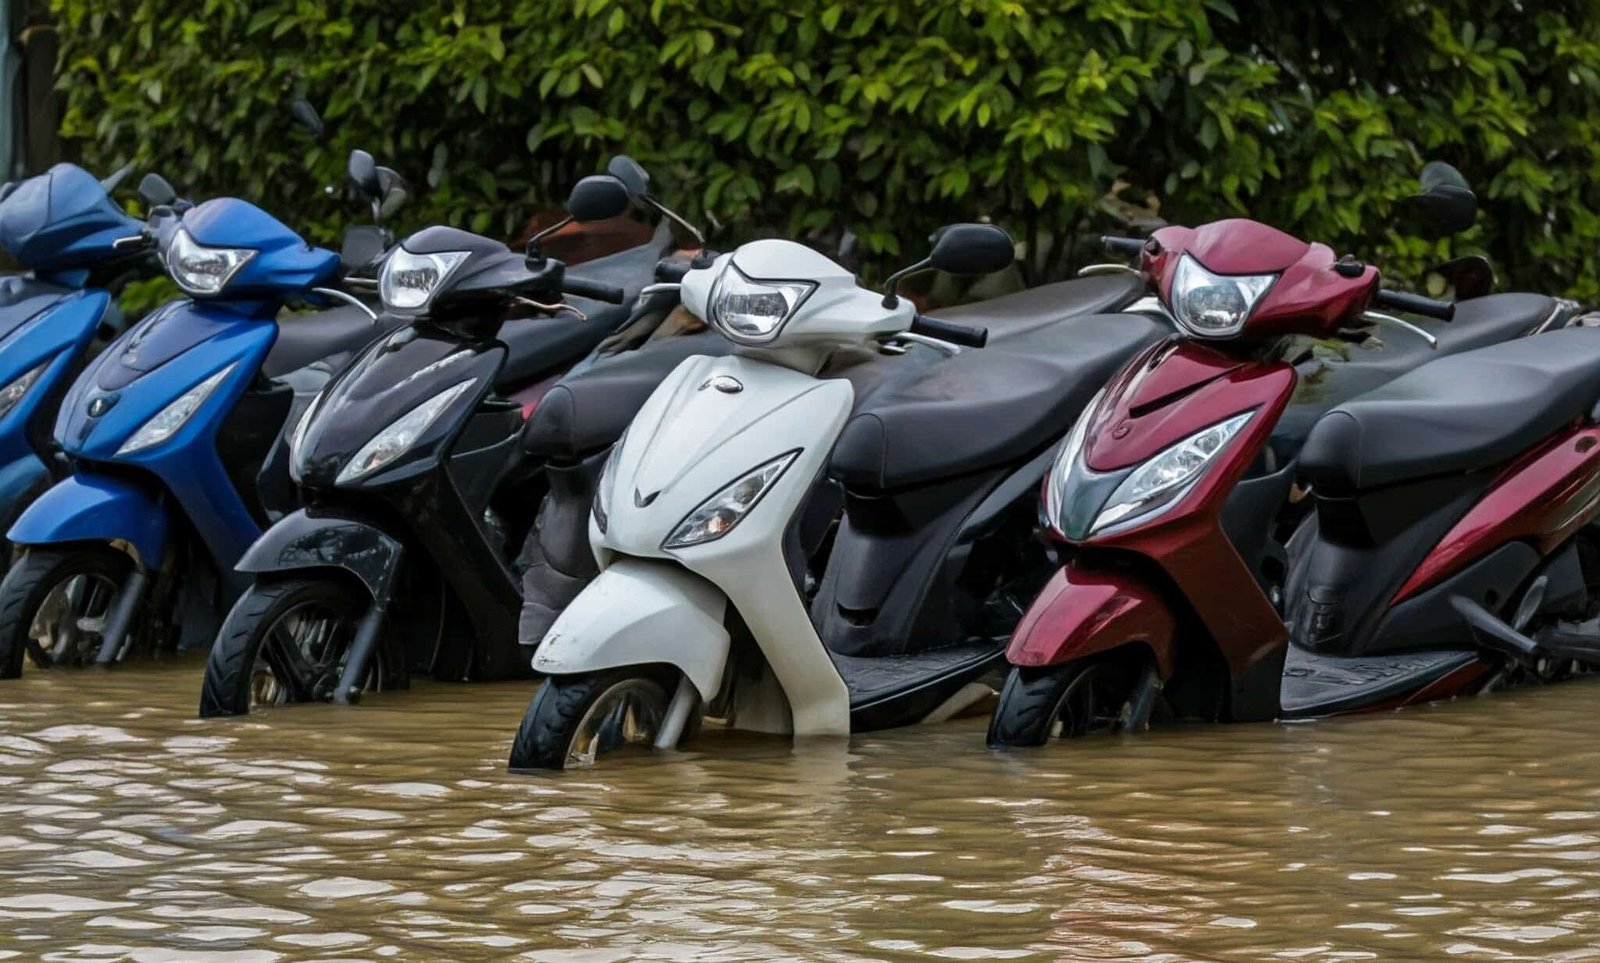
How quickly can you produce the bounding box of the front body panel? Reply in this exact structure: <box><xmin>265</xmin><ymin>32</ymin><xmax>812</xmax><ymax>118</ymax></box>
<box><xmin>552</xmin><ymin>352</ymin><xmax>856</xmax><ymax>736</ymax></box>
<box><xmin>48</xmin><ymin>300</ymin><xmax>279</xmax><ymax>569</ymax></box>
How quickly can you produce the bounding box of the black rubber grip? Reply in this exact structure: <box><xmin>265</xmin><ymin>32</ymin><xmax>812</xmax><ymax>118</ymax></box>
<box><xmin>562</xmin><ymin>275</ymin><xmax>626</xmax><ymax>304</ymax></box>
<box><xmin>1374</xmin><ymin>288</ymin><xmax>1454</xmax><ymax>321</ymax></box>
<box><xmin>911</xmin><ymin>315</ymin><xmax>988</xmax><ymax>348</ymax></box>
<box><xmin>1102</xmin><ymin>236</ymin><xmax>1146</xmax><ymax>258</ymax></box>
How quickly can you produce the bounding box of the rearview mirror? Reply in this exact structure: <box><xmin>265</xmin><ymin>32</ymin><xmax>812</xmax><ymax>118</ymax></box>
<box><xmin>566</xmin><ymin>175</ymin><xmax>632</xmax><ymax>223</ymax></box>
<box><xmin>605</xmin><ymin>156</ymin><xmax>650</xmax><ymax>200</ymax></box>
<box><xmin>138</xmin><ymin>172</ymin><xmax>177</xmax><ymax>209</ymax></box>
<box><xmin>927</xmin><ymin>223</ymin><xmax>1016</xmax><ymax>276</ymax></box>
<box><xmin>346</xmin><ymin>149</ymin><xmax>381</xmax><ymax>198</ymax></box>
<box><xmin>291</xmin><ymin>99</ymin><xmax>326</xmax><ymax>141</ymax></box>
<box><xmin>375</xmin><ymin>167</ymin><xmax>407</xmax><ymax>218</ymax></box>
<box><xmin>1423</xmin><ymin>254</ymin><xmax>1495</xmax><ymax>301</ymax></box>
<box><xmin>1400</xmin><ymin>161</ymin><xmax>1477</xmax><ymax>239</ymax></box>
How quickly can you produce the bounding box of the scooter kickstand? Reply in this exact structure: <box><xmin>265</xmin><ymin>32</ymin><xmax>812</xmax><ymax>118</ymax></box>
<box><xmin>1451</xmin><ymin>594</ymin><xmax>1540</xmax><ymax>659</ymax></box>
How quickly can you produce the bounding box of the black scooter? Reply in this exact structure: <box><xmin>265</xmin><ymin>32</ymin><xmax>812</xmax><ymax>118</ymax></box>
<box><xmin>198</xmin><ymin>163</ymin><xmax>668</xmax><ymax>714</ymax></box>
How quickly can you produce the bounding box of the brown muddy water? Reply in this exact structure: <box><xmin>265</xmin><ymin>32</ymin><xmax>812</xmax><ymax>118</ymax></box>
<box><xmin>1</xmin><ymin>659</ymin><xmax>1598</xmax><ymax>962</ymax></box>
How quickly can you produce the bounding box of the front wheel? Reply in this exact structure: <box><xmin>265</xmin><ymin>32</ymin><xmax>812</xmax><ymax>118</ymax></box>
<box><xmin>986</xmin><ymin>657</ymin><xmax>1145</xmax><ymax>748</ymax></box>
<box><xmin>509</xmin><ymin>667</ymin><xmax>691</xmax><ymax>771</ymax></box>
<box><xmin>199</xmin><ymin>577</ymin><xmax>381</xmax><ymax>717</ymax></box>
<box><xmin>0</xmin><ymin>546</ymin><xmax>132</xmax><ymax>677</ymax></box>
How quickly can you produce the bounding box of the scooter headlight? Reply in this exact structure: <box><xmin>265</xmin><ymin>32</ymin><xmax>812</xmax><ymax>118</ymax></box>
<box><xmin>379</xmin><ymin>248</ymin><xmax>468</xmax><ymax>311</ymax></box>
<box><xmin>708</xmin><ymin>264</ymin><xmax>815</xmax><ymax>344</ymax></box>
<box><xmin>0</xmin><ymin>359</ymin><xmax>51</xmax><ymax>421</ymax></box>
<box><xmin>337</xmin><ymin>378</ymin><xmax>476</xmax><ymax>484</ymax></box>
<box><xmin>116</xmin><ymin>363</ymin><xmax>237</xmax><ymax>455</ymax></box>
<box><xmin>166</xmin><ymin>229</ymin><xmax>256</xmax><ymax>296</ymax></box>
<box><xmin>592</xmin><ymin>432</ymin><xmax>625</xmax><ymax>534</ymax></box>
<box><xmin>1170</xmin><ymin>255</ymin><xmax>1275</xmax><ymax>338</ymax></box>
<box><xmin>662</xmin><ymin>450</ymin><xmax>799</xmax><ymax>550</ymax></box>
<box><xmin>1043</xmin><ymin>388</ymin><xmax>1104</xmax><ymax>538</ymax></box>
<box><xmin>1091</xmin><ymin>412</ymin><xmax>1253</xmax><ymax>533</ymax></box>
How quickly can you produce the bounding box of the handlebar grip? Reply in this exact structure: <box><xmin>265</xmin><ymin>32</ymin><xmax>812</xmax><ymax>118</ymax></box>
<box><xmin>910</xmin><ymin>315</ymin><xmax>988</xmax><ymax>348</ymax></box>
<box><xmin>1374</xmin><ymin>288</ymin><xmax>1455</xmax><ymax>321</ymax></box>
<box><xmin>1102</xmin><ymin>236</ymin><xmax>1146</xmax><ymax>258</ymax></box>
<box><xmin>562</xmin><ymin>275</ymin><xmax>627</xmax><ymax>305</ymax></box>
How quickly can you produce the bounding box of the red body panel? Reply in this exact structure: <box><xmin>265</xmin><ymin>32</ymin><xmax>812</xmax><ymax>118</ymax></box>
<box><xmin>1006</xmin><ymin>567</ymin><xmax>1176</xmax><ymax>675</ymax></box>
<box><xmin>1026</xmin><ymin>344</ymin><xmax>1297</xmax><ymax>679</ymax></box>
<box><xmin>1143</xmin><ymin>220</ymin><xmax>1379</xmax><ymax>341</ymax></box>
<box><xmin>1393</xmin><ymin>425</ymin><xmax>1600</xmax><ymax>602</ymax></box>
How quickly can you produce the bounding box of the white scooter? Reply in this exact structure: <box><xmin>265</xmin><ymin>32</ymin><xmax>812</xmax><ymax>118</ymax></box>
<box><xmin>511</xmin><ymin>224</ymin><xmax>1015</xmax><ymax>769</ymax></box>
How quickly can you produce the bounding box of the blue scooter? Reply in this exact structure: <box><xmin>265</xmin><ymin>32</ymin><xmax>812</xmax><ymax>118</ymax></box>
<box><xmin>0</xmin><ymin>164</ymin><xmax>172</xmax><ymax>551</ymax></box>
<box><xmin>0</xmin><ymin>194</ymin><xmax>392</xmax><ymax>675</ymax></box>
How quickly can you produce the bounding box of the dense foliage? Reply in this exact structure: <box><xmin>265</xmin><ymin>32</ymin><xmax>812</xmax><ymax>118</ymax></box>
<box><xmin>48</xmin><ymin>0</ymin><xmax>1600</xmax><ymax>297</ymax></box>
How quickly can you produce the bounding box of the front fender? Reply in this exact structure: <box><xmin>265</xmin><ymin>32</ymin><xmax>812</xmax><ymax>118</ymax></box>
<box><xmin>8</xmin><ymin>472</ymin><xmax>168</xmax><ymax>568</ymax></box>
<box><xmin>1006</xmin><ymin>565</ymin><xmax>1176</xmax><ymax>676</ymax></box>
<box><xmin>235</xmin><ymin>507</ymin><xmax>402</xmax><ymax>601</ymax></box>
<box><xmin>532</xmin><ymin>556</ymin><xmax>729</xmax><ymax>701</ymax></box>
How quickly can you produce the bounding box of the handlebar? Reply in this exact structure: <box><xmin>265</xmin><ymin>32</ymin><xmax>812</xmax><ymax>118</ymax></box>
<box><xmin>910</xmin><ymin>315</ymin><xmax>988</xmax><ymax>348</ymax></box>
<box><xmin>561</xmin><ymin>275</ymin><xmax>627</xmax><ymax>304</ymax></box>
<box><xmin>1101</xmin><ymin>236</ymin><xmax>1146</xmax><ymax>258</ymax></box>
<box><xmin>1374</xmin><ymin>288</ymin><xmax>1454</xmax><ymax>321</ymax></box>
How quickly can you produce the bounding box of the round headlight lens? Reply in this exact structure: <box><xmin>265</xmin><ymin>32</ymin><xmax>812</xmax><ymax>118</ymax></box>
<box><xmin>379</xmin><ymin>248</ymin><xmax>469</xmax><ymax>311</ymax></box>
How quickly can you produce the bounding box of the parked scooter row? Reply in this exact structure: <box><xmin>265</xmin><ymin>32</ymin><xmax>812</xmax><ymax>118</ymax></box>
<box><xmin>1</xmin><ymin>143</ymin><xmax>1593</xmax><ymax>773</ymax></box>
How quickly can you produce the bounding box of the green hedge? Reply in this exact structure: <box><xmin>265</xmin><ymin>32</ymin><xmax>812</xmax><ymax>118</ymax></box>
<box><xmin>49</xmin><ymin>0</ymin><xmax>1600</xmax><ymax>297</ymax></box>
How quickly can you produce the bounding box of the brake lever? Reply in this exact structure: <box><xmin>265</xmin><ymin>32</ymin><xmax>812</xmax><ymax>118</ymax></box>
<box><xmin>1076</xmin><ymin>263</ymin><xmax>1140</xmax><ymax>278</ymax></box>
<box><xmin>312</xmin><ymin>287</ymin><xmax>378</xmax><ymax>323</ymax></box>
<box><xmin>112</xmin><ymin>234</ymin><xmax>148</xmax><ymax>251</ymax></box>
<box><xmin>1361</xmin><ymin>311</ymin><xmax>1438</xmax><ymax>349</ymax></box>
<box><xmin>884</xmin><ymin>332</ymin><xmax>962</xmax><ymax>356</ymax></box>
<box><xmin>515</xmin><ymin>297</ymin><xmax>587</xmax><ymax>323</ymax></box>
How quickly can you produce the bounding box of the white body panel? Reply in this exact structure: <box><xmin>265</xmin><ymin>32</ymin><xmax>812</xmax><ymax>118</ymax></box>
<box><xmin>533</xmin><ymin>557</ymin><xmax>729</xmax><ymax>699</ymax></box>
<box><xmin>535</xmin><ymin>240</ymin><xmax>919</xmax><ymax>738</ymax></box>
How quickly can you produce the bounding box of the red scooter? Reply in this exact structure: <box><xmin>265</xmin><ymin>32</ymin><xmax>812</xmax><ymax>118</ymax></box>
<box><xmin>986</xmin><ymin>216</ymin><xmax>1591</xmax><ymax>746</ymax></box>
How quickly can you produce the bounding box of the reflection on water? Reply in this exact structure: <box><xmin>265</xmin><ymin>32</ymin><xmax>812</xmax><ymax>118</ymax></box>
<box><xmin>1</xmin><ymin>658</ymin><xmax>1599</xmax><ymax>960</ymax></box>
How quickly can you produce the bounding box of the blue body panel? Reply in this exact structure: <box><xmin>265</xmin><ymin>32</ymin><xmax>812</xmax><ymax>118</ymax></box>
<box><xmin>0</xmin><ymin>279</ymin><xmax>111</xmax><ymax>525</ymax></box>
<box><xmin>9</xmin><ymin>196</ymin><xmax>338</xmax><ymax>577</ymax></box>
<box><xmin>0</xmin><ymin>164</ymin><xmax>142</xmax><ymax>272</ymax></box>
<box><xmin>9</xmin><ymin>472</ymin><xmax>168</xmax><ymax>566</ymax></box>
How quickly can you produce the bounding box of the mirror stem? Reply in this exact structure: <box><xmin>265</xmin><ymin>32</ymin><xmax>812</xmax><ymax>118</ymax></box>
<box><xmin>527</xmin><ymin>214</ymin><xmax>574</xmax><ymax>261</ymax></box>
<box><xmin>880</xmin><ymin>258</ymin><xmax>931</xmax><ymax>309</ymax></box>
<box><xmin>645</xmin><ymin>197</ymin><xmax>706</xmax><ymax>247</ymax></box>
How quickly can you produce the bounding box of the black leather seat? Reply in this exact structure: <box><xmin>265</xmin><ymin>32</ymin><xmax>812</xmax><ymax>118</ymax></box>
<box><xmin>830</xmin><ymin>313</ymin><xmax>1169</xmax><ymax>492</ymax></box>
<box><xmin>522</xmin><ymin>330</ymin><xmax>730</xmax><ymax>457</ymax></box>
<box><xmin>1270</xmin><ymin>292</ymin><xmax>1564</xmax><ymax>459</ymax></box>
<box><xmin>923</xmin><ymin>273</ymin><xmax>1146</xmax><ymax>341</ymax></box>
<box><xmin>1299</xmin><ymin>326</ymin><xmax>1600</xmax><ymax>492</ymax></box>
<box><xmin>264</xmin><ymin>303</ymin><xmax>395</xmax><ymax>379</ymax></box>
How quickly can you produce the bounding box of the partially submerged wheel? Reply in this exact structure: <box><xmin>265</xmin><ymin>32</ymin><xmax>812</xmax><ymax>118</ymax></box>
<box><xmin>199</xmin><ymin>578</ymin><xmax>379</xmax><ymax>716</ymax></box>
<box><xmin>987</xmin><ymin>656</ymin><xmax>1145</xmax><ymax>748</ymax></box>
<box><xmin>0</xmin><ymin>547</ymin><xmax>131</xmax><ymax>677</ymax></box>
<box><xmin>509</xmin><ymin>668</ymin><xmax>687</xmax><ymax>771</ymax></box>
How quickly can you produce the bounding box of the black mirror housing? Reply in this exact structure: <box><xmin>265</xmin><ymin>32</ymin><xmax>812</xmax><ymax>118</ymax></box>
<box><xmin>346</xmin><ymin>149</ymin><xmax>381</xmax><ymax>198</ymax></box>
<box><xmin>291</xmin><ymin>99</ymin><xmax>326</xmax><ymax>141</ymax></box>
<box><xmin>138</xmin><ymin>172</ymin><xmax>177</xmax><ymax>209</ymax></box>
<box><xmin>928</xmin><ymin>223</ymin><xmax>1016</xmax><ymax>276</ymax></box>
<box><xmin>566</xmin><ymin>174</ymin><xmax>632</xmax><ymax>223</ymax></box>
<box><xmin>605</xmin><ymin>156</ymin><xmax>651</xmax><ymax>200</ymax></box>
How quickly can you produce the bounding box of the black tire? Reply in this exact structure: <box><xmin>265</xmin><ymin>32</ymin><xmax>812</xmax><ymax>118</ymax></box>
<box><xmin>987</xmin><ymin>657</ymin><xmax>1139</xmax><ymax>748</ymax></box>
<box><xmin>0</xmin><ymin>546</ymin><xmax>132</xmax><ymax>678</ymax></box>
<box><xmin>198</xmin><ymin>577</ymin><xmax>374</xmax><ymax>717</ymax></box>
<box><xmin>509</xmin><ymin>667</ymin><xmax>689</xmax><ymax>771</ymax></box>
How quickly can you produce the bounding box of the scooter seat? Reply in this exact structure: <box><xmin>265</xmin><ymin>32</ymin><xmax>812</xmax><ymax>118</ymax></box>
<box><xmin>923</xmin><ymin>273</ymin><xmax>1147</xmax><ymax>340</ymax></box>
<box><xmin>263</xmin><ymin>303</ymin><xmax>392</xmax><ymax>379</ymax></box>
<box><xmin>830</xmin><ymin>313</ymin><xmax>1169</xmax><ymax>492</ymax></box>
<box><xmin>1299</xmin><ymin>325</ymin><xmax>1600</xmax><ymax>493</ymax></box>
<box><xmin>1270</xmin><ymin>292</ymin><xmax>1566</xmax><ymax>459</ymax></box>
<box><xmin>522</xmin><ymin>330</ymin><xmax>731</xmax><ymax>458</ymax></box>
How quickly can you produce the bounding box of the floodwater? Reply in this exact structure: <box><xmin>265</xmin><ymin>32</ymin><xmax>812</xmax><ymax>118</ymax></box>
<box><xmin>1</xmin><ymin>660</ymin><xmax>1599</xmax><ymax>962</ymax></box>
